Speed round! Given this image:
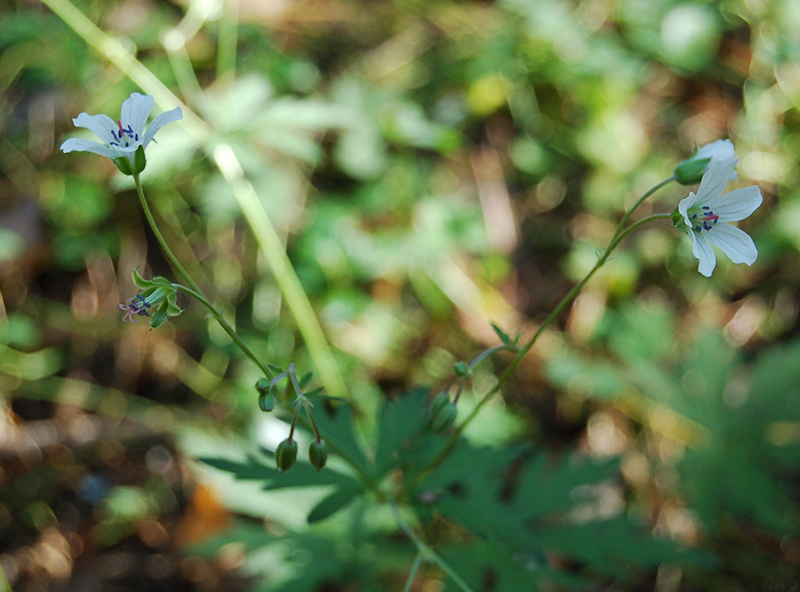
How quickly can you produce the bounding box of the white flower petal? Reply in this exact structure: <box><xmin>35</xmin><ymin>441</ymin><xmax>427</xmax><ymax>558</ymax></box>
<box><xmin>708</xmin><ymin>186</ymin><xmax>763</xmax><ymax>222</ymax></box>
<box><xmin>693</xmin><ymin>161</ymin><xmax>734</xmax><ymax>206</ymax></box>
<box><xmin>142</xmin><ymin>107</ymin><xmax>183</xmax><ymax>148</ymax></box>
<box><xmin>72</xmin><ymin>112</ymin><xmax>118</xmax><ymax>145</ymax></box>
<box><xmin>121</xmin><ymin>93</ymin><xmax>154</xmax><ymax>136</ymax></box>
<box><xmin>695</xmin><ymin>139</ymin><xmax>731</xmax><ymax>159</ymax></box>
<box><xmin>696</xmin><ymin>139</ymin><xmax>738</xmax><ymax>179</ymax></box>
<box><xmin>678</xmin><ymin>191</ymin><xmax>698</xmax><ymax>226</ymax></box>
<box><xmin>704</xmin><ymin>224</ymin><xmax>758</xmax><ymax>266</ymax></box>
<box><xmin>691</xmin><ymin>232</ymin><xmax>717</xmax><ymax>277</ymax></box>
<box><xmin>60</xmin><ymin>138</ymin><xmax>118</xmax><ymax>158</ymax></box>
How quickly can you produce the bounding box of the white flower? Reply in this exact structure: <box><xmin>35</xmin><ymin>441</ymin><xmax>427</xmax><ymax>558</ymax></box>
<box><xmin>674</xmin><ymin>139</ymin><xmax>738</xmax><ymax>185</ymax></box>
<box><xmin>61</xmin><ymin>92</ymin><xmax>182</xmax><ymax>174</ymax></box>
<box><xmin>675</xmin><ymin>161</ymin><xmax>762</xmax><ymax>277</ymax></box>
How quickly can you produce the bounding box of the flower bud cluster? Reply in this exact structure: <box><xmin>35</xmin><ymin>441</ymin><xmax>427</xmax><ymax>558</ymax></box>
<box><xmin>255</xmin><ymin>364</ymin><xmax>328</xmax><ymax>472</ymax></box>
<box><xmin>429</xmin><ymin>391</ymin><xmax>458</xmax><ymax>433</ymax></box>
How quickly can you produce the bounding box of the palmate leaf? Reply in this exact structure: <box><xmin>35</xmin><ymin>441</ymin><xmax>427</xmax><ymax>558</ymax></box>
<box><xmin>415</xmin><ymin>441</ymin><xmax>695</xmax><ymax>588</ymax></box>
<box><xmin>417</xmin><ymin>442</ymin><xmax>535</xmax><ymax>550</ymax></box>
<box><xmin>440</xmin><ymin>540</ymin><xmax>590</xmax><ymax>592</ymax></box>
<box><xmin>680</xmin><ymin>337</ymin><xmax>800</xmax><ymax>533</ymax></box>
<box><xmin>516</xmin><ymin>451</ymin><xmax>619</xmax><ymax>521</ymax></box>
<box><xmin>374</xmin><ymin>388</ymin><xmax>431</xmax><ymax>476</ymax></box>
<box><xmin>197</xmin><ymin>454</ymin><xmax>359</xmax><ymax>491</ymax></box>
<box><xmin>534</xmin><ymin>518</ymin><xmax>707</xmax><ymax>579</ymax></box>
<box><xmin>305</xmin><ymin>395</ymin><xmax>373</xmax><ymax>478</ymax></box>
<box><xmin>547</xmin><ymin>310</ymin><xmax>800</xmax><ymax>536</ymax></box>
<box><xmin>307</xmin><ymin>482</ymin><xmax>364</xmax><ymax>524</ymax></box>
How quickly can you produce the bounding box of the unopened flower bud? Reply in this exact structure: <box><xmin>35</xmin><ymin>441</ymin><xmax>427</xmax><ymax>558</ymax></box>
<box><xmin>673</xmin><ymin>139</ymin><xmax>738</xmax><ymax>186</ymax></box>
<box><xmin>454</xmin><ymin>361</ymin><xmax>469</xmax><ymax>377</ymax></box>
<box><xmin>673</xmin><ymin>156</ymin><xmax>711</xmax><ymax>186</ymax></box>
<box><xmin>429</xmin><ymin>391</ymin><xmax>451</xmax><ymax>419</ymax></box>
<box><xmin>431</xmin><ymin>402</ymin><xmax>458</xmax><ymax>433</ymax></box>
<box><xmin>309</xmin><ymin>440</ymin><xmax>328</xmax><ymax>471</ymax></box>
<box><xmin>258</xmin><ymin>390</ymin><xmax>276</xmax><ymax>413</ymax></box>
<box><xmin>275</xmin><ymin>438</ymin><xmax>298</xmax><ymax>472</ymax></box>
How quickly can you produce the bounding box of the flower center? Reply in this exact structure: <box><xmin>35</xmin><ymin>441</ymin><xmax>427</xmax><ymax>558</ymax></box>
<box><xmin>110</xmin><ymin>119</ymin><xmax>139</xmax><ymax>149</ymax></box>
<box><xmin>690</xmin><ymin>205</ymin><xmax>719</xmax><ymax>233</ymax></box>
<box><xmin>128</xmin><ymin>293</ymin><xmax>152</xmax><ymax>317</ymax></box>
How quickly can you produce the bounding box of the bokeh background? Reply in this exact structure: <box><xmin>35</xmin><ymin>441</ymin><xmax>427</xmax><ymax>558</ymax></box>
<box><xmin>1</xmin><ymin>0</ymin><xmax>799</xmax><ymax>590</ymax></box>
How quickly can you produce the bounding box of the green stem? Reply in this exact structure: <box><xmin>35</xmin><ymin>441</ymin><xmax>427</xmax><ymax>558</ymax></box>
<box><xmin>134</xmin><ymin>174</ymin><xmax>273</xmax><ymax>378</ymax></box>
<box><xmin>211</xmin><ymin>145</ymin><xmax>348</xmax><ymax>400</ymax></box>
<box><xmin>453</xmin><ymin>344</ymin><xmax>512</xmax><ymax>402</ymax></box>
<box><xmin>401</xmin><ymin>550</ymin><xmax>425</xmax><ymax>592</ymax></box>
<box><xmin>401</xmin><ymin>180</ymin><xmax>675</xmax><ymax>496</ymax></box>
<box><xmin>134</xmin><ymin>175</ymin><xmax>199</xmax><ymax>293</ymax></box>
<box><xmin>173</xmin><ymin>284</ymin><xmax>272</xmax><ymax>378</ymax></box>
<box><xmin>44</xmin><ymin>0</ymin><xmax>347</xmax><ymax>402</ymax></box>
<box><xmin>217</xmin><ymin>0</ymin><xmax>239</xmax><ymax>84</ymax></box>
<box><xmin>612</xmin><ymin>176</ymin><xmax>676</xmax><ymax>242</ymax></box>
<box><xmin>391</xmin><ymin>502</ymin><xmax>476</xmax><ymax>592</ymax></box>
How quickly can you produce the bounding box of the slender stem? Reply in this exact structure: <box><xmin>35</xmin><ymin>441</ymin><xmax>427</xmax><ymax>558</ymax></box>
<box><xmin>217</xmin><ymin>0</ymin><xmax>239</xmax><ymax>84</ymax></box>
<box><xmin>211</xmin><ymin>145</ymin><xmax>349</xmax><ymax>400</ymax></box>
<box><xmin>44</xmin><ymin>0</ymin><xmax>347</xmax><ymax>403</ymax></box>
<box><xmin>134</xmin><ymin>175</ymin><xmax>200</xmax><ymax>294</ymax></box>
<box><xmin>134</xmin><ymin>176</ymin><xmax>273</xmax><ymax>377</ymax></box>
<box><xmin>400</xmin><ymin>181</ymin><xmax>676</xmax><ymax>496</ymax></box>
<box><xmin>612</xmin><ymin>176</ymin><xmax>676</xmax><ymax>242</ymax></box>
<box><xmin>174</xmin><ymin>284</ymin><xmax>273</xmax><ymax>378</ymax></box>
<box><xmin>401</xmin><ymin>550</ymin><xmax>425</xmax><ymax>592</ymax></box>
<box><xmin>391</xmin><ymin>502</ymin><xmax>477</xmax><ymax>592</ymax></box>
<box><xmin>453</xmin><ymin>344</ymin><xmax>513</xmax><ymax>402</ymax></box>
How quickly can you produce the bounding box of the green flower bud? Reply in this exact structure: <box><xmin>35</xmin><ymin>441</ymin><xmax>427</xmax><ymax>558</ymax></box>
<box><xmin>309</xmin><ymin>440</ymin><xmax>328</xmax><ymax>471</ymax></box>
<box><xmin>429</xmin><ymin>391</ymin><xmax>451</xmax><ymax>419</ymax></box>
<box><xmin>255</xmin><ymin>378</ymin><xmax>271</xmax><ymax>394</ymax></box>
<box><xmin>431</xmin><ymin>402</ymin><xmax>458</xmax><ymax>433</ymax></box>
<box><xmin>673</xmin><ymin>152</ymin><xmax>711</xmax><ymax>186</ymax></box>
<box><xmin>275</xmin><ymin>438</ymin><xmax>298</xmax><ymax>472</ymax></box>
<box><xmin>454</xmin><ymin>361</ymin><xmax>469</xmax><ymax>377</ymax></box>
<box><xmin>258</xmin><ymin>390</ymin><xmax>276</xmax><ymax>413</ymax></box>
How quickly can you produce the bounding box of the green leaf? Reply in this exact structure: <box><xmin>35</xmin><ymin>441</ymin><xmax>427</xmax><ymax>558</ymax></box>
<box><xmin>374</xmin><ymin>389</ymin><xmax>430</xmax><ymax>476</ymax></box>
<box><xmin>515</xmin><ymin>451</ymin><xmax>620</xmax><ymax>521</ymax></box>
<box><xmin>306</xmin><ymin>484</ymin><xmax>364</xmax><ymax>524</ymax></box>
<box><xmin>535</xmin><ymin>518</ymin><xmax>707</xmax><ymax>578</ymax></box>
<box><xmin>441</xmin><ymin>540</ymin><xmax>586</xmax><ymax>592</ymax></box>
<box><xmin>491</xmin><ymin>322</ymin><xmax>512</xmax><ymax>346</ymax></box>
<box><xmin>306</xmin><ymin>396</ymin><xmax>372</xmax><ymax>477</ymax></box>
<box><xmin>196</xmin><ymin>454</ymin><xmax>359</xmax><ymax>491</ymax></box>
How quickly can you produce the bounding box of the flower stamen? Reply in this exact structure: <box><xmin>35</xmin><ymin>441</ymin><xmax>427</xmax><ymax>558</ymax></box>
<box><xmin>119</xmin><ymin>293</ymin><xmax>152</xmax><ymax>323</ymax></box>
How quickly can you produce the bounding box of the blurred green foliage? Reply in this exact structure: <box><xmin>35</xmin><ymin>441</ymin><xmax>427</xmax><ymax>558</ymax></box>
<box><xmin>2</xmin><ymin>0</ymin><xmax>800</xmax><ymax>590</ymax></box>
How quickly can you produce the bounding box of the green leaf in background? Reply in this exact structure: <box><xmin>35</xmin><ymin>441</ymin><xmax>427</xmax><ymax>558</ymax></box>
<box><xmin>306</xmin><ymin>396</ymin><xmax>373</xmax><ymax>478</ymax></box>
<box><xmin>373</xmin><ymin>388</ymin><xmax>431</xmax><ymax>476</ymax></box>
<box><xmin>306</xmin><ymin>482</ymin><xmax>364</xmax><ymax>524</ymax></box>
<box><xmin>515</xmin><ymin>451</ymin><xmax>620</xmax><ymax>521</ymax></box>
